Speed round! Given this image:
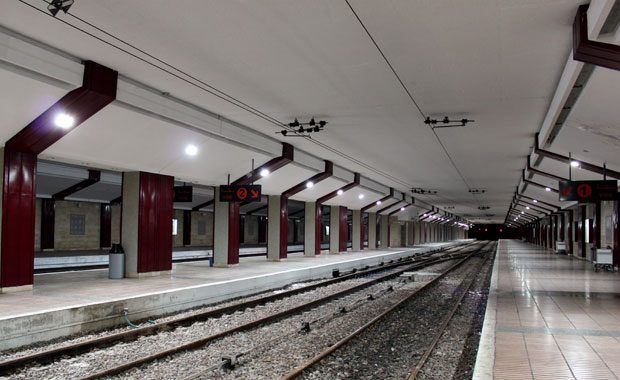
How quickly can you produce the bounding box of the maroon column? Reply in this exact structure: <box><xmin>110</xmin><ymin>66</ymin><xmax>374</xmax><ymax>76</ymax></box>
<box><xmin>567</xmin><ymin>211</ymin><xmax>574</xmax><ymax>255</ymax></box>
<box><xmin>614</xmin><ymin>201</ymin><xmax>620</xmax><ymax>266</ymax></box>
<box><xmin>41</xmin><ymin>198</ymin><xmax>55</xmax><ymax>250</ymax></box>
<box><xmin>183</xmin><ymin>210</ymin><xmax>192</xmax><ymax>246</ymax></box>
<box><xmin>360</xmin><ymin>212</ymin><xmax>365</xmax><ymax>249</ymax></box>
<box><xmin>279</xmin><ymin>196</ymin><xmax>288</xmax><ymax>259</ymax></box>
<box><xmin>100</xmin><ymin>203</ymin><xmax>111</xmax><ymax>249</ymax></box>
<box><xmin>1</xmin><ymin>61</ymin><xmax>116</xmax><ymax>291</ymax></box>
<box><xmin>315</xmin><ymin>204</ymin><xmax>323</xmax><ymax>255</ymax></box>
<box><xmin>593</xmin><ymin>201</ymin><xmax>601</xmax><ymax>249</ymax></box>
<box><xmin>339</xmin><ymin>206</ymin><xmax>348</xmax><ymax>252</ymax></box>
<box><xmin>579</xmin><ymin>205</ymin><xmax>586</xmax><ymax>257</ymax></box>
<box><xmin>137</xmin><ymin>172</ymin><xmax>174</xmax><ymax>273</ymax></box>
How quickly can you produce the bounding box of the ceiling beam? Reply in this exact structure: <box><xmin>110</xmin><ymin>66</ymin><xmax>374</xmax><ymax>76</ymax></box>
<box><xmin>52</xmin><ymin>169</ymin><xmax>101</xmax><ymax>200</ymax></box>
<box><xmin>361</xmin><ymin>188</ymin><xmax>394</xmax><ymax>212</ymax></box>
<box><xmin>283</xmin><ymin>161</ymin><xmax>333</xmax><ymax>198</ymax></box>
<box><xmin>527</xmin><ymin>156</ymin><xmax>568</xmax><ymax>182</ymax></box>
<box><xmin>573</xmin><ymin>4</ymin><xmax>620</xmax><ymax>72</ymax></box>
<box><xmin>518</xmin><ymin>192</ymin><xmax>560</xmax><ymax>210</ymax></box>
<box><xmin>523</xmin><ymin>170</ymin><xmax>559</xmax><ymax>193</ymax></box>
<box><xmin>317</xmin><ymin>173</ymin><xmax>360</xmax><ymax>205</ymax></box>
<box><xmin>232</xmin><ymin>143</ymin><xmax>294</xmax><ymax>185</ymax></box>
<box><xmin>192</xmin><ymin>199</ymin><xmax>214</xmax><ymax>211</ymax></box>
<box><xmin>534</xmin><ymin>133</ymin><xmax>620</xmax><ymax>180</ymax></box>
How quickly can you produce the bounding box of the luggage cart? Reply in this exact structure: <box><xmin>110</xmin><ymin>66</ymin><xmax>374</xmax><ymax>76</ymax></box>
<box><xmin>594</xmin><ymin>248</ymin><xmax>614</xmax><ymax>272</ymax></box>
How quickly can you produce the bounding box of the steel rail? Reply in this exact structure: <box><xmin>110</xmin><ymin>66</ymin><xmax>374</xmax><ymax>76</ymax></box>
<box><xmin>75</xmin><ymin>243</ymin><xmax>483</xmax><ymax>380</ymax></box>
<box><xmin>406</xmin><ymin>249</ymin><xmax>493</xmax><ymax>379</ymax></box>
<box><xmin>0</xmin><ymin>242</ymin><xmax>472</xmax><ymax>375</ymax></box>
<box><xmin>279</xmin><ymin>242</ymin><xmax>492</xmax><ymax>380</ymax></box>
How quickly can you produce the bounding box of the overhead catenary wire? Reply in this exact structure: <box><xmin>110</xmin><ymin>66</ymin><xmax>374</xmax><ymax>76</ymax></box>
<box><xmin>19</xmin><ymin>0</ymin><xmax>417</xmax><ymax>190</ymax></box>
<box><xmin>343</xmin><ymin>0</ymin><xmax>471</xmax><ymax>190</ymax></box>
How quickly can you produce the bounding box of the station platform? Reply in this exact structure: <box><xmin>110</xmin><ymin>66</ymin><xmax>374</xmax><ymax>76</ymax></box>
<box><xmin>33</xmin><ymin>244</ymin><xmax>310</xmax><ymax>271</ymax></box>
<box><xmin>0</xmin><ymin>241</ymin><xmax>467</xmax><ymax>351</ymax></box>
<box><xmin>474</xmin><ymin>240</ymin><xmax>620</xmax><ymax>380</ymax></box>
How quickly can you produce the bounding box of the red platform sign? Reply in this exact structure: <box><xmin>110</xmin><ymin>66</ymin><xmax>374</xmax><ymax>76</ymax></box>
<box><xmin>558</xmin><ymin>180</ymin><xmax>617</xmax><ymax>202</ymax></box>
<box><xmin>219</xmin><ymin>185</ymin><xmax>262</xmax><ymax>202</ymax></box>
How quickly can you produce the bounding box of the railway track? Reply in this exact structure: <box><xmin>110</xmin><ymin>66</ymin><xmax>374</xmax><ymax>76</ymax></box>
<box><xmin>280</xmin><ymin>241</ymin><xmax>495</xmax><ymax>380</ymax></box>
<box><xmin>0</xmin><ymin>242</ymin><xmax>476</xmax><ymax>378</ymax></box>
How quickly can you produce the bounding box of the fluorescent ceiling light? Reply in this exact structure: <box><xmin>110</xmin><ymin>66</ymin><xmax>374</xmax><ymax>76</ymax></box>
<box><xmin>260</xmin><ymin>169</ymin><xmax>270</xmax><ymax>177</ymax></box>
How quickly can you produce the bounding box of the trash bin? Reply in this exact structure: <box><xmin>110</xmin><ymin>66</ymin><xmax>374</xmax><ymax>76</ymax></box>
<box><xmin>109</xmin><ymin>243</ymin><xmax>125</xmax><ymax>279</ymax></box>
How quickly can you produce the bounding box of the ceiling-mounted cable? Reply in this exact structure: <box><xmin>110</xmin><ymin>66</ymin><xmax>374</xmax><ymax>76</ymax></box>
<box><xmin>343</xmin><ymin>0</ymin><xmax>471</xmax><ymax>189</ymax></box>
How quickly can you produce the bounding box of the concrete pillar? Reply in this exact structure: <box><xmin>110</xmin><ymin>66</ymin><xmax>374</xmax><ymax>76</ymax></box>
<box><xmin>380</xmin><ymin>214</ymin><xmax>389</xmax><ymax>249</ymax></box>
<box><xmin>330</xmin><ymin>205</ymin><xmax>340</xmax><ymax>253</ymax></box>
<box><xmin>352</xmin><ymin>210</ymin><xmax>361</xmax><ymax>251</ymax></box>
<box><xmin>121</xmin><ymin>171</ymin><xmax>174</xmax><ymax>277</ymax></box>
<box><xmin>407</xmin><ymin>222</ymin><xmax>414</xmax><ymax>246</ymax></box>
<box><xmin>267</xmin><ymin>195</ymin><xmax>282</xmax><ymax>261</ymax></box>
<box><xmin>213</xmin><ymin>186</ymin><xmax>230</xmax><ymax>267</ymax></box>
<box><xmin>389</xmin><ymin>216</ymin><xmax>400</xmax><ymax>247</ymax></box>
<box><xmin>304</xmin><ymin>202</ymin><xmax>316</xmax><ymax>256</ymax></box>
<box><xmin>368</xmin><ymin>212</ymin><xmax>377</xmax><ymax>249</ymax></box>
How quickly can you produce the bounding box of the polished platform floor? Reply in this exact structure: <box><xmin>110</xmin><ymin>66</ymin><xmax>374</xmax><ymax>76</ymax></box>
<box><xmin>491</xmin><ymin>240</ymin><xmax>620</xmax><ymax>380</ymax></box>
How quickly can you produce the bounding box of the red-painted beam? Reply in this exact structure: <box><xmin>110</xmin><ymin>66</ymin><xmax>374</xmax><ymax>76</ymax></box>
<box><xmin>315</xmin><ymin>173</ymin><xmax>360</xmax><ymax>255</ymax></box>
<box><xmin>1</xmin><ymin>61</ymin><xmax>117</xmax><ymax>289</ymax></box>
<box><xmin>192</xmin><ymin>199</ymin><xmax>214</xmax><ymax>211</ymax></box>
<box><xmin>278</xmin><ymin>161</ymin><xmax>332</xmax><ymax>259</ymax></box>
<box><xmin>535</xmin><ymin>133</ymin><xmax>620</xmax><ymax>179</ymax></box>
<box><xmin>316</xmin><ymin>173</ymin><xmax>361</xmax><ymax>205</ymax></box>
<box><xmin>232</xmin><ymin>143</ymin><xmax>294</xmax><ymax>185</ymax></box>
<box><xmin>573</xmin><ymin>4</ymin><xmax>620</xmax><ymax>72</ymax></box>
<box><xmin>527</xmin><ymin>157</ymin><xmax>567</xmax><ymax>182</ymax></box>
<box><xmin>6</xmin><ymin>61</ymin><xmax>117</xmax><ymax>154</ymax></box>
<box><xmin>518</xmin><ymin>193</ymin><xmax>559</xmax><ymax>210</ymax></box>
<box><xmin>226</xmin><ymin>143</ymin><xmax>294</xmax><ymax>264</ymax></box>
<box><xmin>53</xmin><ymin>170</ymin><xmax>101</xmax><ymax>200</ymax></box>
<box><xmin>388</xmin><ymin>204</ymin><xmax>409</xmax><ymax>216</ymax></box>
<box><xmin>361</xmin><ymin>188</ymin><xmax>394</xmax><ymax>212</ymax></box>
<box><xmin>523</xmin><ymin>170</ymin><xmax>558</xmax><ymax>193</ymax></box>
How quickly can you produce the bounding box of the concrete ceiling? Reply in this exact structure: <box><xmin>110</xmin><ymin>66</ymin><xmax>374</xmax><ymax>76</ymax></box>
<box><xmin>3</xmin><ymin>0</ymin><xmax>619</xmax><ymax>224</ymax></box>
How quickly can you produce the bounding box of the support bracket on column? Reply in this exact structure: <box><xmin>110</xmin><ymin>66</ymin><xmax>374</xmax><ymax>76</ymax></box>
<box><xmin>534</xmin><ymin>133</ymin><xmax>620</xmax><ymax>179</ymax></box>
<box><xmin>522</xmin><ymin>170</ymin><xmax>558</xmax><ymax>193</ymax></box>
<box><xmin>361</xmin><ymin>188</ymin><xmax>394</xmax><ymax>212</ymax></box>
<box><xmin>573</xmin><ymin>4</ymin><xmax>620</xmax><ymax>72</ymax></box>
<box><xmin>53</xmin><ymin>170</ymin><xmax>101</xmax><ymax>200</ymax></box>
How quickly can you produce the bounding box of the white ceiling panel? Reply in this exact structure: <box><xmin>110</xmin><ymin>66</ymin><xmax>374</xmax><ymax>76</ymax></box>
<box><xmin>42</xmin><ymin>103</ymin><xmax>271</xmax><ymax>185</ymax></box>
